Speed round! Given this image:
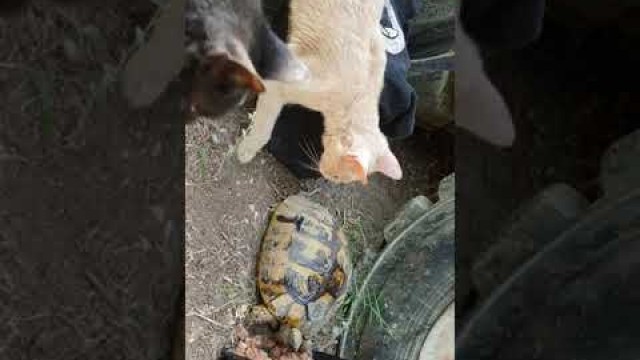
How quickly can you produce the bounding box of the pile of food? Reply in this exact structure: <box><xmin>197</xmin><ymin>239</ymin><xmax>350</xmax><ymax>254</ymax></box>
<box><xmin>227</xmin><ymin>326</ymin><xmax>312</xmax><ymax>360</ymax></box>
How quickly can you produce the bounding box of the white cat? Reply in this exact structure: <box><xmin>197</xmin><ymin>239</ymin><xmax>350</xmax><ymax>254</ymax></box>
<box><xmin>236</xmin><ymin>0</ymin><xmax>402</xmax><ymax>185</ymax></box>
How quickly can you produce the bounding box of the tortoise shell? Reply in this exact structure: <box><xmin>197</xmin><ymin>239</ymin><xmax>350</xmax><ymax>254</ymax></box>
<box><xmin>257</xmin><ymin>195</ymin><xmax>351</xmax><ymax>328</ymax></box>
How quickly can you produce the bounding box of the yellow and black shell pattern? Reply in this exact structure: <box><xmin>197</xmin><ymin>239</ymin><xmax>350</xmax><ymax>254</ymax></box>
<box><xmin>257</xmin><ymin>195</ymin><xmax>351</xmax><ymax>328</ymax></box>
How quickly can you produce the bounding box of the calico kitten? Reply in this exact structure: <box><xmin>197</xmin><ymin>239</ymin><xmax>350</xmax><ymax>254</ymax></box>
<box><xmin>121</xmin><ymin>0</ymin><xmax>308</xmax><ymax>118</ymax></box>
<box><xmin>236</xmin><ymin>0</ymin><xmax>402</xmax><ymax>184</ymax></box>
<box><xmin>185</xmin><ymin>0</ymin><xmax>309</xmax><ymax>117</ymax></box>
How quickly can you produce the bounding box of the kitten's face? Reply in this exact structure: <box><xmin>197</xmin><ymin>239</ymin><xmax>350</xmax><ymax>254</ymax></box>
<box><xmin>188</xmin><ymin>51</ymin><xmax>264</xmax><ymax>118</ymax></box>
<box><xmin>186</xmin><ymin>0</ymin><xmax>308</xmax><ymax>117</ymax></box>
<box><xmin>319</xmin><ymin>127</ymin><xmax>402</xmax><ymax>185</ymax></box>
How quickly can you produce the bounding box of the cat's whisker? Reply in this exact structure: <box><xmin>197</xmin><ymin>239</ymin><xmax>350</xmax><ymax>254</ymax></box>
<box><xmin>297</xmin><ymin>156</ymin><xmax>321</xmax><ymax>173</ymax></box>
<box><xmin>307</xmin><ymin>138</ymin><xmax>322</xmax><ymax>163</ymax></box>
<box><xmin>299</xmin><ymin>141</ymin><xmax>314</xmax><ymax>162</ymax></box>
<box><xmin>300</xmin><ymin>162</ymin><xmax>321</xmax><ymax>173</ymax></box>
<box><xmin>299</xmin><ymin>138</ymin><xmax>321</xmax><ymax>166</ymax></box>
<box><xmin>310</xmin><ymin>144</ymin><xmax>321</xmax><ymax>164</ymax></box>
<box><xmin>297</xmin><ymin>139</ymin><xmax>322</xmax><ymax>174</ymax></box>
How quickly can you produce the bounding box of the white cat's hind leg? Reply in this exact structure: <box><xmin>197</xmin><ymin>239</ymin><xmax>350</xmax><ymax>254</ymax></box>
<box><xmin>236</xmin><ymin>91</ymin><xmax>284</xmax><ymax>163</ymax></box>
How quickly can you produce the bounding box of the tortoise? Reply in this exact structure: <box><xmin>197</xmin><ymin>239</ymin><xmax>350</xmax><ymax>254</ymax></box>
<box><xmin>253</xmin><ymin>195</ymin><xmax>352</xmax><ymax>350</ymax></box>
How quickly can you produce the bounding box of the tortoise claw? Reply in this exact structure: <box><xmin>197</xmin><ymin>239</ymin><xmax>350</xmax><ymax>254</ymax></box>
<box><xmin>276</xmin><ymin>326</ymin><xmax>304</xmax><ymax>352</ymax></box>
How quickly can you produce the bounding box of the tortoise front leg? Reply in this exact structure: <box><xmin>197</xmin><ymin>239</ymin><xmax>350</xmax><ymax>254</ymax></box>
<box><xmin>246</xmin><ymin>304</ymin><xmax>280</xmax><ymax>330</ymax></box>
<box><xmin>275</xmin><ymin>324</ymin><xmax>308</xmax><ymax>353</ymax></box>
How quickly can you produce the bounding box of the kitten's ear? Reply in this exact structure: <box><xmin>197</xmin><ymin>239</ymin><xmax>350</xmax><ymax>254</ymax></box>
<box><xmin>341</xmin><ymin>155</ymin><xmax>368</xmax><ymax>185</ymax></box>
<box><xmin>373</xmin><ymin>152</ymin><xmax>403</xmax><ymax>180</ymax></box>
<box><xmin>205</xmin><ymin>53</ymin><xmax>266</xmax><ymax>93</ymax></box>
<box><xmin>259</xmin><ymin>28</ymin><xmax>310</xmax><ymax>83</ymax></box>
<box><xmin>455</xmin><ymin>22</ymin><xmax>516</xmax><ymax>147</ymax></box>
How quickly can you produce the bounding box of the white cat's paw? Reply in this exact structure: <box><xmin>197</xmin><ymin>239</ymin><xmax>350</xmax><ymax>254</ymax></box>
<box><xmin>236</xmin><ymin>139</ymin><xmax>261</xmax><ymax>164</ymax></box>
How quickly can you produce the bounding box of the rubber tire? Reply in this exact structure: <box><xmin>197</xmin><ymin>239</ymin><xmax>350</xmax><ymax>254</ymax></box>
<box><xmin>340</xmin><ymin>177</ymin><xmax>455</xmax><ymax>360</ymax></box>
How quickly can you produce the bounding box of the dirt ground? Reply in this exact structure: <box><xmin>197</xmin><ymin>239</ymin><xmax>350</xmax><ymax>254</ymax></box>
<box><xmin>1</xmin><ymin>1</ymin><xmax>184</xmax><ymax>359</ymax></box>
<box><xmin>185</xmin><ymin>108</ymin><xmax>453</xmax><ymax>358</ymax></box>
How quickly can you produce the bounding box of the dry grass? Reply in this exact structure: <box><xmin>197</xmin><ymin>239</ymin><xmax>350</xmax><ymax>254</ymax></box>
<box><xmin>184</xmin><ymin>113</ymin><xmax>302</xmax><ymax>359</ymax></box>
